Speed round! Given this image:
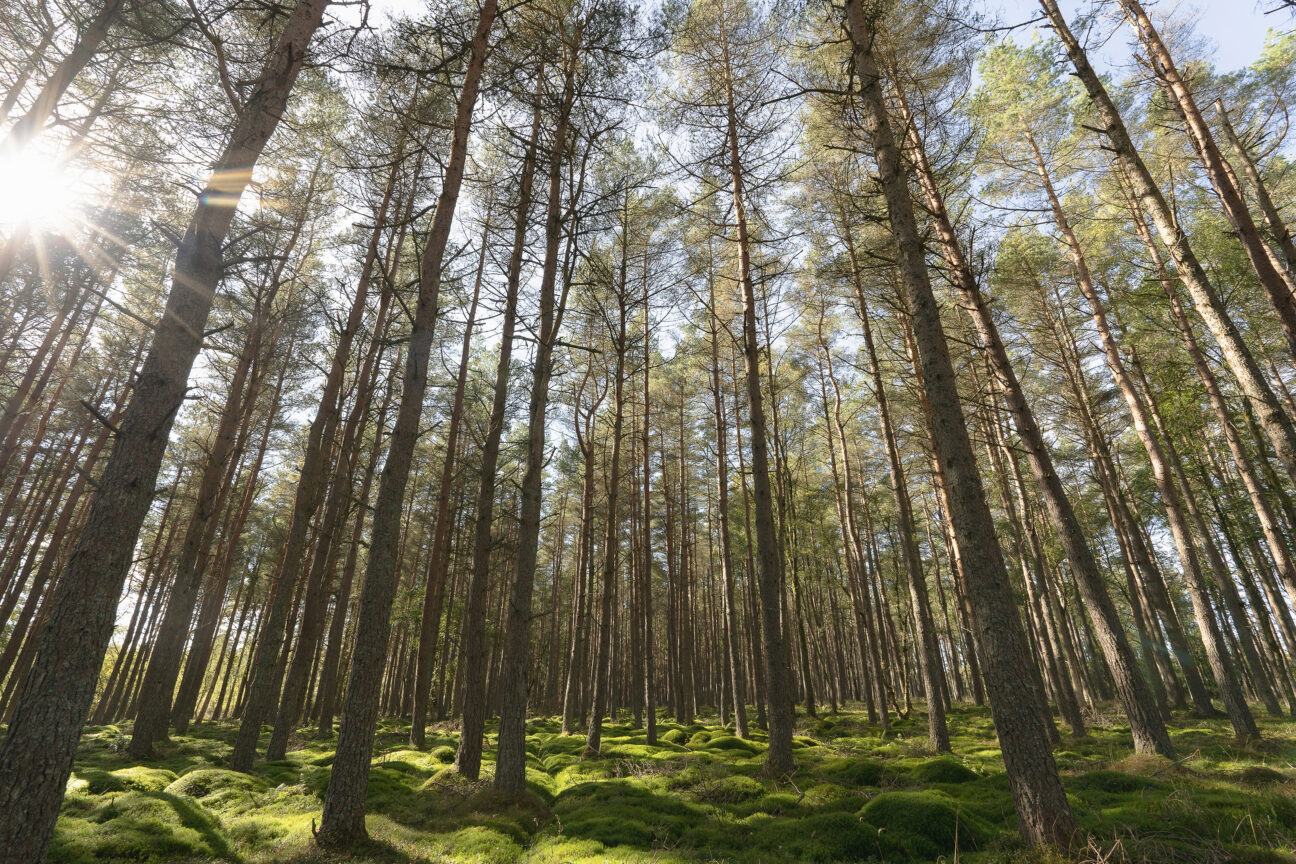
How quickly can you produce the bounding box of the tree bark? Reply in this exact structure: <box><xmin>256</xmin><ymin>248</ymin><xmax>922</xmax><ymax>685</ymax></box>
<box><xmin>495</xmin><ymin>52</ymin><xmax>578</xmax><ymax>790</ymax></box>
<box><xmin>845</xmin><ymin>1</ymin><xmax>1075</xmax><ymax>846</ymax></box>
<box><xmin>314</xmin><ymin>0</ymin><xmax>494</xmax><ymax>845</ymax></box>
<box><xmin>0</xmin><ymin>2</ymin><xmax>329</xmax><ymax>858</ymax></box>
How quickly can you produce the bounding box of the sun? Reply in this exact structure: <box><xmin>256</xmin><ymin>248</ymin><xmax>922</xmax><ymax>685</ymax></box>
<box><xmin>0</xmin><ymin>147</ymin><xmax>85</xmax><ymax>232</ymax></box>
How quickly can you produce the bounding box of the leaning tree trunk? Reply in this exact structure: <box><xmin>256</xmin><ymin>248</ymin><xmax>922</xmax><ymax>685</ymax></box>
<box><xmin>1115</xmin><ymin>0</ymin><xmax>1296</xmax><ymax>361</ymax></box>
<box><xmin>2</xmin><ymin>0</ymin><xmax>125</xmax><ymax>151</ymax></box>
<box><xmin>1215</xmin><ymin>100</ymin><xmax>1296</xmax><ymax>277</ymax></box>
<box><xmin>228</xmin><ymin>123</ymin><xmax>405</xmax><ymax>776</ymax></box>
<box><xmin>314</xmin><ymin>0</ymin><xmax>495</xmax><ymax>846</ymax></box>
<box><xmin>126</xmin><ymin>318</ymin><xmax>260</xmax><ymax>757</ymax></box>
<box><xmin>1030</xmin><ymin>133</ymin><xmax>1259</xmax><ymax>740</ymax></box>
<box><xmin>849</xmin><ymin>283</ymin><xmax>949</xmax><ymax>752</ymax></box>
<box><xmin>844</xmin><ymin>0</ymin><xmax>1075</xmax><ymax>847</ymax></box>
<box><xmin>1039</xmin><ymin>0</ymin><xmax>1296</xmax><ymax>488</ymax></box>
<box><xmin>899</xmin><ymin>97</ymin><xmax>1172</xmax><ymax>756</ymax></box>
<box><xmin>0</xmin><ymin>2</ymin><xmax>329</xmax><ymax>859</ymax></box>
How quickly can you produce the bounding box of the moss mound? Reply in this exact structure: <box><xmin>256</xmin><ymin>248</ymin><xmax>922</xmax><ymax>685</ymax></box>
<box><xmin>73</xmin><ymin>770</ymin><xmax>126</xmax><ymax>795</ymax></box>
<box><xmin>705</xmin><ymin>734</ymin><xmax>759</xmax><ymax>755</ymax></box>
<box><xmin>110</xmin><ymin>767</ymin><xmax>178</xmax><ymax>793</ymax></box>
<box><xmin>698</xmin><ymin>773</ymin><xmax>765</xmax><ymax>803</ymax></box>
<box><xmin>1240</xmin><ymin>765</ymin><xmax>1289</xmax><ymax>786</ymax></box>
<box><xmin>821</xmin><ymin>757</ymin><xmax>885</xmax><ymax>787</ymax></box>
<box><xmin>52</xmin><ymin>791</ymin><xmax>229</xmax><ymax>863</ymax></box>
<box><xmin>163</xmin><ymin>769</ymin><xmax>265</xmax><ymax>801</ymax></box>
<box><xmin>860</xmin><ymin>790</ymin><xmax>992</xmax><ymax>857</ymax></box>
<box><xmin>752</xmin><ymin>809</ymin><xmax>879</xmax><ymax>861</ymax></box>
<box><xmin>686</xmin><ymin>730</ymin><xmax>712</xmax><ymax>748</ymax></box>
<box><xmin>1072</xmin><ymin>768</ymin><xmax>1166</xmax><ymax>794</ymax></box>
<box><xmin>659</xmin><ymin>728</ymin><xmax>686</xmax><ymax>745</ymax></box>
<box><xmin>46</xmin><ymin>707</ymin><xmax>1296</xmax><ymax>864</ymax></box>
<box><xmin>908</xmin><ymin>756</ymin><xmax>979</xmax><ymax>784</ymax></box>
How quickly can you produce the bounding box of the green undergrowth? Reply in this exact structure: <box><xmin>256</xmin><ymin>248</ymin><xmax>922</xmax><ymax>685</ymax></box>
<box><xmin>42</xmin><ymin>705</ymin><xmax>1296</xmax><ymax>863</ymax></box>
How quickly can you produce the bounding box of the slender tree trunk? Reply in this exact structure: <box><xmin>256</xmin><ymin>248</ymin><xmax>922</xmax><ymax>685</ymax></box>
<box><xmin>409</xmin><ymin>204</ymin><xmax>489</xmax><ymax>748</ymax></box>
<box><xmin>845</xmin><ymin>1</ymin><xmax>1075</xmax><ymax>845</ymax></box>
<box><xmin>1115</xmin><ymin>0</ymin><xmax>1296</xmax><ymax>360</ymax></box>
<box><xmin>902</xmin><ymin>102</ymin><xmax>1170</xmax><ymax>753</ymax></box>
<box><xmin>584</xmin><ymin>186</ymin><xmax>632</xmax><ymax>762</ymax></box>
<box><xmin>641</xmin><ymin>249</ymin><xmax>657</xmax><ymax>744</ymax></box>
<box><xmin>454</xmin><ymin>67</ymin><xmax>541</xmax><ymax>781</ymax></box>
<box><xmin>495</xmin><ymin>53</ymin><xmax>578</xmax><ymax>791</ymax></box>
<box><xmin>708</xmin><ymin>247</ymin><xmax>748</xmax><ymax>739</ymax></box>
<box><xmin>315</xmin><ymin>1</ymin><xmax>494</xmax><ymax>845</ymax></box>
<box><xmin>1031</xmin><ymin>140</ymin><xmax>1258</xmax><ymax>738</ymax></box>
<box><xmin>0</xmin><ymin>3</ymin><xmax>329</xmax><ymax>857</ymax></box>
<box><xmin>718</xmin><ymin>13</ymin><xmax>794</xmax><ymax>776</ymax></box>
<box><xmin>1216</xmin><ymin>100</ymin><xmax>1296</xmax><ymax>276</ymax></box>
<box><xmin>127</xmin><ymin>323</ymin><xmax>260</xmax><ymax>756</ymax></box>
<box><xmin>841</xmin><ymin>287</ymin><xmax>945</xmax><ymax>748</ymax></box>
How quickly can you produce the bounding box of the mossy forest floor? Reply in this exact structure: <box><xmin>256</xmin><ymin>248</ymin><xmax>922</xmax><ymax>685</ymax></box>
<box><xmin>36</xmin><ymin>704</ymin><xmax>1296</xmax><ymax>863</ymax></box>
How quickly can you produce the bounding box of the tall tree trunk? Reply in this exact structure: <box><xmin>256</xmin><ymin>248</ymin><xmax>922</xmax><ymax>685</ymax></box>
<box><xmin>495</xmin><ymin>52</ymin><xmax>578</xmax><ymax>791</ymax></box>
<box><xmin>845</xmin><ymin>0</ymin><xmax>1075</xmax><ymax>846</ymax></box>
<box><xmin>127</xmin><ymin>316</ymin><xmax>260</xmax><ymax>757</ymax></box>
<box><xmin>708</xmin><ymin>244</ymin><xmax>748</xmax><ymax>739</ymax></box>
<box><xmin>453</xmin><ymin>65</ymin><xmax>541</xmax><ymax>781</ymax></box>
<box><xmin>1115</xmin><ymin>0</ymin><xmax>1296</xmax><ymax>360</ymax></box>
<box><xmin>901</xmin><ymin>99</ymin><xmax>1171</xmax><ymax>754</ymax></box>
<box><xmin>719</xmin><ymin>11</ymin><xmax>794</xmax><ymax>776</ymax></box>
<box><xmin>315</xmin><ymin>0</ymin><xmax>494</xmax><ymax>845</ymax></box>
<box><xmin>1031</xmin><ymin>138</ymin><xmax>1258</xmax><ymax>739</ymax></box>
<box><xmin>843</xmin><ymin>285</ymin><xmax>945</xmax><ymax>749</ymax></box>
<box><xmin>409</xmin><ymin>204</ymin><xmax>489</xmax><ymax>749</ymax></box>
<box><xmin>584</xmin><ymin>185</ymin><xmax>631</xmax><ymax>762</ymax></box>
<box><xmin>641</xmin><ymin>244</ymin><xmax>657</xmax><ymax>745</ymax></box>
<box><xmin>0</xmin><ymin>2</ymin><xmax>329</xmax><ymax>858</ymax></box>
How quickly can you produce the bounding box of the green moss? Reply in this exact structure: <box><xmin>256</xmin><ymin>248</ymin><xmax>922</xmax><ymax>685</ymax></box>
<box><xmin>1071</xmin><ymin>768</ymin><xmax>1166</xmax><ymax>794</ymax></box>
<box><xmin>747</xmin><ymin>791</ymin><xmax>802</xmax><ymax>815</ymax></box>
<box><xmin>752</xmin><ymin>809</ymin><xmax>879</xmax><ymax>861</ymax></box>
<box><xmin>163</xmin><ymin>768</ymin><xmax>265</xmax><ymax>801</ymax></box>
<box><xmin>1240</xmin><ymin>765</ymin><xmax>1289</xmax><ymax>786</ymax></box>
<box><xmin>48</xmin><ymin>706</ymin><xmax>1296</xmax><ymax>864</ymax></box>
<box><xmin>51</xmin><ymin>791</ymin><xmax>229</xmax><ymax>863</ymax></box>
<box><xmin>686</xmin><ymin>730</ymin><xmax>712</xmax><ymax>748</ymax></box>
<box><xmin>860</xmin><ymin>789</ymin><xmax>994</xmax><ymax>858</ymax></box>
<box><xmin>908</xmin><ymin>756</ymin><xmax>980</xmax><ymax>784</ymax></box>
<box><xmin>659</xmin><ymin>728</ymin><xmax>686</xmax><ymax>745</ymax></box>
<box><xmin>704</xmin><ymin>734</ymin><xmax>759</xmax><ymax>756</ymax></box>
<box><xmin>111</xmin><ymin>767</ymin><xmax>178</xmax><ymax>793</ymax></box>
<box><xmin>820</xmin><ymin>756</ymin><xmax>885</xmax><ymax>787</ymax></box>
<box><xmin>442</xmin><ymin>824</ymin><xmax>524</xmax><ymax>863</ymax></box>
<box><xmin>74</xmin><ymin>769</ymin><xmax>127</xmax><ymax>795</ymax></box>
<box><xmin>697</xmin><ymin>773</ymin><xmax>764</xmax><ymax>803</ymax></box>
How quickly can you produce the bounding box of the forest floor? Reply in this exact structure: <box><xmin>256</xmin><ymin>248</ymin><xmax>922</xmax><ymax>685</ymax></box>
<box><xmin>36</xmin><ymin>704</ymin><xmax>1296</xmax><ymax>863</ymax></box>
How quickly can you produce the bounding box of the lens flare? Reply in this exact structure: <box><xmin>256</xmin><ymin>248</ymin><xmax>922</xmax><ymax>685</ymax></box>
<box><xmin>0</xmin><ymin>147</ymin><xmax>83</xmax><ymax>231</ymax></box>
